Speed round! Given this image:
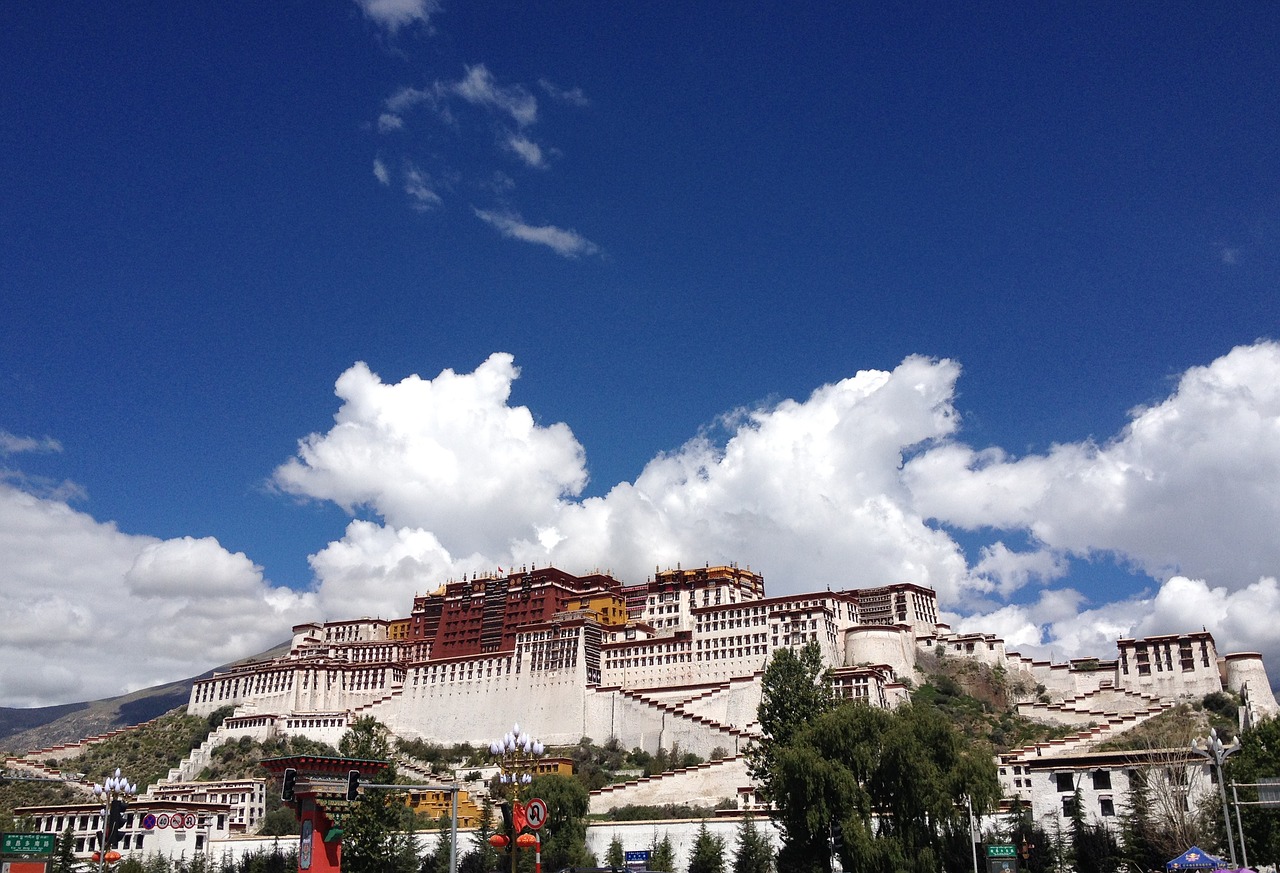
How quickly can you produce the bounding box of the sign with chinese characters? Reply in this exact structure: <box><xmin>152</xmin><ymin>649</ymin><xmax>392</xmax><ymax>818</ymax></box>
<box><xmin>1</xmin><ymin>835</ymin><xmax>55</xmax><ymax>856</ymax></box>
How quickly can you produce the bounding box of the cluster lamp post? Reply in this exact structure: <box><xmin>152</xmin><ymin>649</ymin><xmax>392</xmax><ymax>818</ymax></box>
<box><xmin>91</xmin><ymin>767</ymin><xmax>137</xmax><ymax>873</ymax></box>
<box><xmin>1191</xmin><ymin>728</ymin><xmax>1241</xmax><ymax>868</ymax></box>
<box><xmin>489</xmin><ymin>724</ymin><xmax>546</xmax><ymax>873</ymax></box>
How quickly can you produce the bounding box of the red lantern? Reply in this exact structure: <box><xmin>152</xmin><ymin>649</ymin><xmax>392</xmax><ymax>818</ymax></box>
<box><xmin>92</xmin><ymin>853</ymin><xmax>102</xmax><ymax>863</ymax></box>
<box><xmin>488</xmin><ymin>835</ymin><xmax>509</xmax><ymax>849</ymax></box>
<box><xmin>515</xmin><ymin>833</ymin><xmax>538</xmax><ymax>849</ymax></box>
<box><xmin>105</xmin><ymin>851</ymin><xmax>123</xmax><ymax>863</ymax></box>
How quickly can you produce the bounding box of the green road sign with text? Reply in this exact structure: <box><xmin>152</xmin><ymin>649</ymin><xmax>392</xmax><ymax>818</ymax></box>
<box><xmin>986</xmin><ymin>844</ymin><xmax>1016</xmax><ymax>858</ymax></box>
<box><xmin>2</xmin><ymin>834</ymin><xmax>56</xmax><ymax>855</ymax></box>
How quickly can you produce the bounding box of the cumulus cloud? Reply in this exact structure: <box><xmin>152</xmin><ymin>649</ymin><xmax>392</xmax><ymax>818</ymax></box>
<box><xmin>273</xmin><ymin>355</ymin><xmax>588</xmax><ymax>556</ymax></box>
<box><xmin>972</xmin><ymin>542</ymin><xmax>1069</xmax><ymax>597</ymax></box>
<box><xmin>372</xmin><ymin>157</ymin><xmax>390</xmax><ymax>185</ymax></box>
<box><xmin>0</xmin><ymin>483</ymin><xmax>314</xmax><ymax>707</ymax></box>
<box><xmin>472</xmin><ymin>209</ymin><xmax>599</xmax><ymax>258</ymax></box>
<box><xmin>353</xmin><ymin>0</ymin><xmax>438</xmax><ymax>33</ymax></box>
<box><xmin>277</xmin><ymin>354</ymin><xmax>976</xmax><ymax>613</ymax></box>
<box><xmin>906</xmin><ymin>341</ymin><xmax>1280</xmax><ymax>587</ymax></box>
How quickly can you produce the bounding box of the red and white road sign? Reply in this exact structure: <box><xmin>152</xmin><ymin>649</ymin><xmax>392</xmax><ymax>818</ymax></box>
<box><xmin>525</xmin><ymin>797</ymin><xmax>548</xmax><ymax>831</ymax></box>
<box><xmin>184</xmin><ymin>814</ymin><xmax>197</xmax><ymax>829</ymax></box>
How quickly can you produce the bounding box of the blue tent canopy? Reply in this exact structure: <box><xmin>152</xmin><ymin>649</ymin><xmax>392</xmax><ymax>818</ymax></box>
<box><xmin>1167</xmin><ymin>847</ymin><xmax>1224</xmax><ymax>870</ymax></box>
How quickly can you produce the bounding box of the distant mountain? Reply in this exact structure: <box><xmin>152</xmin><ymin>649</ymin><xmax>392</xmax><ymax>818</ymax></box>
<box><xmin>0</xmin><ymin>641</ymin><xmax>291</xmax><ymax>755</ymax></box>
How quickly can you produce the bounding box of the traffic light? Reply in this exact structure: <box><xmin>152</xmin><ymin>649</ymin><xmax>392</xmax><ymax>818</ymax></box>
<box><xmin>500</xmin><ymin>802</ymin><xmax>515</xmax><ymax>856</ymax></box>
<box><xmin>107</xmin><ymin>798</ymin><xmax>128</xmax><ymax>848</ymax></box>
<box><xmin>281</xmin><ymin>768</ymin><xmax>297</xmax><ymax>802</ymax></box>
<box><xmin>345</xmin><ymin>770</ymin><xmax>360</xmax><ymax>802</ymax></box>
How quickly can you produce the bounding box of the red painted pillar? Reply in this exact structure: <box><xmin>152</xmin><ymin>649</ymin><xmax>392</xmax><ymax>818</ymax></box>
<box><xmin>297</xmin><ymin>798</ymin><xmax>341</xmax><ymax>873</ymax></box>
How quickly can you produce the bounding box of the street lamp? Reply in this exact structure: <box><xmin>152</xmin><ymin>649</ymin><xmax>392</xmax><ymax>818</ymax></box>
<box><xmin>489</xmin><ymin>722</ymin><xmax>546</xmax><ymax>792</ymax></box>
<box><xmin>1191</xmin><ymin>728</ymin><xmax>1241</xmax><ymax>868</ymax></box>
<box><xmin>489</xmin><ymin>724</ymin><xmax>546</xmax><ymax>873</ymax></box>
<box><xmin>91</xmin><ymin>768</ymin><xmax>137</xmax><ymax>873</ymax></box>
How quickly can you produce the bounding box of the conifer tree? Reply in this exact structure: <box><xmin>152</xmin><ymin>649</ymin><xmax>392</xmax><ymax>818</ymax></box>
<box><xmin>687</xmin><ymin>821</ymin><xmax>726</xmax><ymax>873</ymax></box>
<box><xmin>50</xmin><ymin>827</ymin><xmax>78</xmax><ymax>873</ymax></box>
<box><xmin>606</xmin><ymin>835</ymin><xmax>626</xmax><ymax>868</ymax></box>
<box><xmin>649</xmin><ymin>833</ymin><xmax>676</xmax><ymax>872</ymax></box>
<box><xmin>731</xmin><ymin>815</ymin><xmax>773</xmax><ymax>873</ymax></box>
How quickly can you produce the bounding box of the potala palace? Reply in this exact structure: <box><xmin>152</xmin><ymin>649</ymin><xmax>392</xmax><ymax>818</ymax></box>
<box><xmin>11</xmin><ymin>563</ymin><xmax>1278</xmax><ymax>866</ymax></box>
<box><xmin>185</xmin><ymin>564</ymin><xmax>1277</xmax><ymax>811</ymax></box>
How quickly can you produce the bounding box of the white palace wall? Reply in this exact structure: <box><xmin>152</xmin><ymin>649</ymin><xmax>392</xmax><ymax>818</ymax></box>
<box><xmin>1225</xmin><ymin>653</ymin><xmax>1280</xmax><ymax>718</ymax></box>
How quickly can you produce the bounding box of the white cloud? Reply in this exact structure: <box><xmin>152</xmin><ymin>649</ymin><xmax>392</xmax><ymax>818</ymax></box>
<box><xmin>377</xmin><ymin>113</ymin><xmax>405</xmax><ymax>134</ymax></box>
<box><xmin>506</xmin><ymin>135</ymin><xmax>546</xmax><ymax>169</ymax></box>
<box><xmin>372</xmin><ymin>157</ymin><xmax>390</xmax><ymax>185</ymax></box>
<box><xmin>539</xmin><ymin>79</ymin><xmax>589</xmax><ymax>107</ymax></box>
<box><xmin>972</xmin><ymin>542</ymin><xmax>1069</xmax><ymax>597</ymax></box>
<box><xmin>385</xmin><ymin>85</ymin><xmax>437</xmax><ymax>116</ymax></box>
<box><xmin>353</xmin><ymin>0</ymin><xmax>438</xmax><ymax>33</ymax></box>
<box><xmin>0</xmin><ymin>430</ymin><xmax>62</xmax><ymax>455</ymax></box>
<box><xmin>906</xmin><ymin>341</ymin><xmax>1280</xmax><ymax>588</ymax></box>
<box><xmin>280</xmin><ymin>355</ymin><xmax>977</xmax><ymax>615</ymax></box>
<box><xmin>451</xmin><ymin>65</ymin><xmax>537</xmax><ymax>127</ymax></box>
<box><xmin>0</xmin><ymin>484</ymin><xmax>314</xmax><ymax>707</ymax></box>
<box><xmin>273</xmin><ymin>355</ymin><xmax>588</xmax><ymax>558</ymax></box>
<box><xmin>403</xmin><ymin>164</ymin><xmax>442</xmax><ymax>209</ymax></box>
<box><xmin>308</xmin><ymin>521</ymin><xmax>461</xmax><ymax>619</ymax></box>
<box><xmin>472</xmin><ymin>209</ymin><xmax>599</xmax><ymax>258</ymax></box>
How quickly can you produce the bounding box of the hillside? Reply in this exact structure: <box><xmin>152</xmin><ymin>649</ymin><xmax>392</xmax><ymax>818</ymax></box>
<box><xmin>0</xmin><ymin>641</ymin><xmax>290</xmax><ymax>755</ymax></box>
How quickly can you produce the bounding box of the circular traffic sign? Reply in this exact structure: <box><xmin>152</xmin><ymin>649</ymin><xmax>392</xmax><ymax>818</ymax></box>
<box><xmin>143</xmin><ymin>814</ymin><xmax>157</xmax><ymax>830</ymax></box>
<box><xmin>184</xmin><ymin>814</ymin><xmax>197</xmax><ymax>829</ymax></box>
<box><xmin>157</xmin><ymin>813</ymin><xmax>170</xmax><ymax>829</ymax></box>
<box><xmin>525</xmin><ymin>797</ymin><xmax>548</xmax><ymax>831</ymax></box>
<box><xmin>172</xmin><ymin>813</ymin><xmax>185</xmax><ymax>829</ymax></box>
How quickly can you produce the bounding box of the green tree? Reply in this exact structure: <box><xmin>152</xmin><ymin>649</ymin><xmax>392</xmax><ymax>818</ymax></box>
<box><xmin>731</xmin><ymin>815</ymin><xmax>773</xmax><ymax>873</ymax></box>
<box><xmin>606</xmin><ymin>835</ymin><xmax>626</xmax><ymax>868</ymax></box>
<box><xmin>527</xmin><ymin>774</ymin><xmax>593</xmax><ymax>872</ymax></box>
<box><xmin>461</xmin><ymin>796</ymin><xmax>498</xmax><ymax>873</ymax></box>
<box><xmin>748</xmin><ymin>641</ymin><xmax>834</xmax><ymax>802</ymax></box>
<box><xmin>1005</xmin><ymin>799</ymin><xmax>1054</xmax><ymax>873</ymax></box>
<box><xmin>1227</xmin><ymin>713</ymin><xmax>1280</xmax><ymax>865</ymax></box>
<box><xmin>428</xmin><ymin>822</ymin><xmax>457</xmax><ymax>873</ymax></box>
<box><xmin>339</xmin><ymin>716</ymin><xmax>395</xmax><ymax>762</ymax></box>
<box><xmin>772</xmin><ymin>702</ymin><xmax>999</xmax><ymax>873</ymax></box>
<box><xmin>687</xmin><ymin>821</ymin><xmax>726</xmax><ymax>873</ymax></box>
<box><xmin>257</xmin><ymin>805</ymin><xmax>300</xmax><ymax>837</ymax></box>
<box><xmin>649</xmin><ymin>833</ymin><xmax>676</xmax><ymax>873</ymax></box>
<box><xmin>50</xmin><ymin>827</ymin><xmax>79</xmax><ymax>873</ymax></box>
<box><xmin>335</xmin><ymin>718</ymin><xmax>415</xmax><ymax>873</ymax></box>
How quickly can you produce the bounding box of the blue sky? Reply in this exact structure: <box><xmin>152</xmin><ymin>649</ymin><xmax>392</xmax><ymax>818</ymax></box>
<box><xmin>2</xmin><ymin>1</ymin><xmax>1278</xmax><ymax>707</ymax></box>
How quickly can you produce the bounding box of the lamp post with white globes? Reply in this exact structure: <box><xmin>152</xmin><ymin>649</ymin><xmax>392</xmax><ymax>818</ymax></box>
<box><xmin>91</xmin><ymin>768</ymin><xmax>137</xmax><ymax>873</ymax></box>
<box><xmin>1191</xmin><ymin>728</ymin><xmax>1242</xmax><ymax>868</ymax></box>
<box><xmin>488</xmin><ymin>724</ymin><xmax>546</xmax><ymax>873</ymax></box>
